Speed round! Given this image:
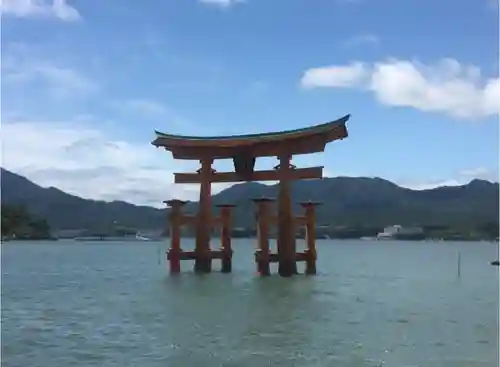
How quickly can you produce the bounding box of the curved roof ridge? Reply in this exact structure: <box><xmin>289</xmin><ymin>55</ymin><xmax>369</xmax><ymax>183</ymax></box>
<box><xmin>154</xmin><ymin>114</ymin><xmax>350</xmax><ymax>141</ymax></box>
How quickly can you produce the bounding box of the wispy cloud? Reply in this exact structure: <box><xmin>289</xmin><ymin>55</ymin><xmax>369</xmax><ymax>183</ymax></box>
<box><xmin>2</xmin><ymin>45</ymin><xmax>97</xmax><ymax>99</ymax></box>
<box><xmin>199</xmin><ymin>0</ymin><xmax>245</xmax><ymax>9</ymax></box>
<box><xmin>324</xmin><ymin>167</ymin><xmax>498</xmax><ymax>190</ymax></box>
<box><xmin>110</xmin><ymin>98</ymin><xmax>208</xmax><ymax>136</ymax></box>
<box><xmin>121</xmin><ymin>99</ymin><xmax>169</xmax><ymax>116</ymax></box>
<box><xmin>241</xmin><ymin>80</ymin><xmax>270</xmax><ymax>99</ymax></box>
<box><xmin>487</xmin><ymin>0</ymin><xmax>498</xmax><ymax>9</ymax></box>
<box><xmin>344</xmin><ymin>34</ymin><xmax>379</xmax><ymax>47</ymax></box>
<box><xmin>3</xmin><ymin>61</ymin><xmax>98</xmax><ymax>100</ymax></box>
<box><xmin>398</xmin><ymin>167</ymin><xmax>498</xmax><ymax>190</ymax></box>
<box><xmin>459</xmin><ymin>167</ymin><xmax>498</xmax><ymax>181</ymax></box>
<box><xmin>336</xmin><ymin>0</ymin><xmax>364</xmax><ymax>4</ymax></box>
<box><xmin>1</xmin><ymin>0</ymin><xmax>81</xmax><ymax>21</ymax></box>
<box><xmin>301</xmin><ymin>58</ymin><xmax>500</xmax><ymax>120</ymax></box>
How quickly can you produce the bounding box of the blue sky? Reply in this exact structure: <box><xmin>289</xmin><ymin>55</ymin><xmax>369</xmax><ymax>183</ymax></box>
<box><xmin>1</xmin><ymin>0</ymin><xmax>499</xmax><ymax>206</ymax></box>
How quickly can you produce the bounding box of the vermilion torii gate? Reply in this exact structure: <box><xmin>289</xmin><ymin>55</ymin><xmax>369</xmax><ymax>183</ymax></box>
<box><xmin>152</xmin><ymin>114</ymin><xmax>350</xmax><ymax>277</ymax></box>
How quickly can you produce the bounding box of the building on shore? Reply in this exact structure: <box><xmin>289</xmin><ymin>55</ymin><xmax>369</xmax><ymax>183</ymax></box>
<box><xmin>377</xmin><ymin>225</ymin><xmax>424</xmax><ymax>240</ymax></box>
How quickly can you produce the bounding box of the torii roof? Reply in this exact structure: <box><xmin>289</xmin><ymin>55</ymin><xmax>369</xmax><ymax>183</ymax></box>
<box><xmin>152</xmin><ymin>114</ymin><xmax>350</xmax><ymax>160</ymax></box>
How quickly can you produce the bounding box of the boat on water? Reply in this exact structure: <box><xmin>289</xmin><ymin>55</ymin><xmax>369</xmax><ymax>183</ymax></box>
<box><xmin>135</xmin><ymin>233</ymin><xmax>151</xmax><ymax>241</ymax></box>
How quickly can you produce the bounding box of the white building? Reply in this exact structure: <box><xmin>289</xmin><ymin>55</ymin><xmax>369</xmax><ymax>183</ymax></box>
<box><xmin>377</xmin><ymin>225</ymin><xmax>423</xmax><ymax>239</ymax></box>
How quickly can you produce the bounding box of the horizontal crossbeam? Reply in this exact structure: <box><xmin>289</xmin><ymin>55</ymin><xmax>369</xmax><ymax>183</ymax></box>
<box><xmin>174</xmin><ymin>166</ymin><xmax>323</xmax><ymax>184</ymax></box>
<box><xmin>258</xmin><ymin>252</ymin><xmax>311</xmax><ymax>263</ymax></box>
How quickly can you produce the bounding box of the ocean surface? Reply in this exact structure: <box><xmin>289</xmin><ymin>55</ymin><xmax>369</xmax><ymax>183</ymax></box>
<box><xmin>1</xmin><ymin>239</ymin><xmax>498</xmax><ymax>367</ymax></box>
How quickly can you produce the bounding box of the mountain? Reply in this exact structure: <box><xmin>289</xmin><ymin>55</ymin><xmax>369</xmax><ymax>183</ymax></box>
<box><xmin>1</xmin><ymin>168</ymin><xmax>498</xmax><ymax>231</ymax></box>
<box><xmin>185</xmin><ymin>176</ymin><xmax>499</xmax><ymax>229</ymax></box>
<box><xmin>0</xmin><ymin>168</ymin><xmax>165</xmax><ymax>230</ymax></box>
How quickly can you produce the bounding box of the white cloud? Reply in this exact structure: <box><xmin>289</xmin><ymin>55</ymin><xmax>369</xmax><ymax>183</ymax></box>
<box><xmin>199</xmin><ymin>0</ymin><xmax>244</xmax><ymax>9</ymax></box>
<box><xmin>323</xmin><ymin>167</ymin><xmax>498</xmax><ymax>191</ymax></box>
<box><xmin>300</xmin><ymin>58</ymin><xmax>500</xmax><ymax>119</ymax></box>
<box><xmin>301</xmin><ymin>62</ymin><xmax>369</xmax><ymax>88</ymax></box>
<box><xmin>1</xmin><ymin>119</ymin><xmax>206</xmax><ymax>207</ymax></box>
<box><xmin>402</xmin><ymin>179</ymin><xmax>467</xmax><ymax>191</ymax></box>
<box><xmin>399</xmin><ymin>167</ymin><xmax>498</xmax><ymax>190</ymax></box>
<box><xmin>459</xmin><ymin>167</ymin><xmax>498</xmax><ymax>181</ymax></box>
<box><xmin>1</xmin><ymin>0</ymin><xmax>81</xmax><ymax>21</ymax></box>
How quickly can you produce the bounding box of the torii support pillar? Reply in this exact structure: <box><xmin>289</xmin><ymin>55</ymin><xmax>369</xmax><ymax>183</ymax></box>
<box><xmin>194</xmin><ymin>158</ymin><xmax>214</xmax><ymax>274</ymax></box>
<box><xmin>253</xmin><ymin>198</ymin><xmax>273</xmax><ymax>276</ymax></box>
<box><xmin>276</xmin><ymin>155</ymin><xmax>298</xmax><ymax>277</ymax></box>
<box><xmin>164</xmin><ymin>199</ymin><xmax>187</xmax><ymax>275</ymax></box>
<box><xmin>300</xmin><ymin>201</ymin><xmax>321</xmax><ymax>275</ymax></box>
<box><xmin>217</xmin><ymin>204</ymin><xmax>235</xmax><ymax>273</ymax></box>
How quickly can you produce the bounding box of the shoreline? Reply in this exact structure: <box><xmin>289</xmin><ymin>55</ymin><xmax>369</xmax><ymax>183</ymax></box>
<box><xmin>3</xmin><ymin>237</ymin><xmax>498</xmax><ymax>243</ymax></box>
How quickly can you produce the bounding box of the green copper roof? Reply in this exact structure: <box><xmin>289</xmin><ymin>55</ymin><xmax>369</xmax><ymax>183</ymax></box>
<box><xmin>154</xmin><ymin>114</ymin><xmax>350</xmax><ymax>141</ymax></box>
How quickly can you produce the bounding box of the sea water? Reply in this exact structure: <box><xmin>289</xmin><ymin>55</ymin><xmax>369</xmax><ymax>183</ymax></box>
<box><xmin>1</xmin><ymin>239</ymin><xmax>498</xmax><ymax>366</ymax></box>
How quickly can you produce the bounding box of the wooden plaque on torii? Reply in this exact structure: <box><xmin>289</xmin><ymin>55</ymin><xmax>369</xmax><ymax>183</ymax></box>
<box><xmin>152</xmin><ymin>114</ymin><xmax>350</xmax><ymax>277</ymax></box>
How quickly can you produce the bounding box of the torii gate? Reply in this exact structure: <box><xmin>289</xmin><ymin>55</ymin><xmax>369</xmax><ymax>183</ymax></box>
<box><xmin>152</xmin><ymin>114</ymin><xmax>350</xmax><ymax>277</ymax></box>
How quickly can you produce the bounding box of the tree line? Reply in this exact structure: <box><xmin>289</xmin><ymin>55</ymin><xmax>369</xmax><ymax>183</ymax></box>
<box><xmin>1</xmin><ymin>204</ymin><xmax>52</xmax><ymax>240</ymax></box>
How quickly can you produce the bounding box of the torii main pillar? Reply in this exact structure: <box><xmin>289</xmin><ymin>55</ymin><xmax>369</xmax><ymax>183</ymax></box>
<box><xmin>276</xmin><ymin>154</ymin><xmax>298</xmax><ymax>276</ymax></box>
<box><xmin>194</xmin><ymin>158</ymin><xmax>213</xmax><ymax>273</ymax></box>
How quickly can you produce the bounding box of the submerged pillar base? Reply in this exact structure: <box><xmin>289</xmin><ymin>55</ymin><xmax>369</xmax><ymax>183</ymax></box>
<box><xmin>254</xmin><ymin>250</ymin><xmax>271</xmax><ymax>276</ymax></box>
<box><xmin>305</xmin><ymin>249</ymin><xmax>317</xmax><ymax>275</ymax></box>
<box><xmin>167</xmin><ymin>249</ymin><xmax>182</xmax><ymax>274</ymax></box>
<box><xmin>194</xmin><ymin>256</ymin><xmax>212</xmax><ymax>273</ymax></box>
<box><xmin>257</xmin><ymin>262</ymin><xmax>271</xmax><ymax>276</ymax></box>
<box><xmin>305</xmin><ymin>260</ymin><xmax>317</xmax><ymax>275</ymax></box>
<box><xmin>221</xmin><ymin>251</ymin><xmax>232</xmax><ymax>273</ymax></box>
<box><xmin>278</xmin><ymin>260</ymin><xmax>298</xmax><ymax>277</ymax></box>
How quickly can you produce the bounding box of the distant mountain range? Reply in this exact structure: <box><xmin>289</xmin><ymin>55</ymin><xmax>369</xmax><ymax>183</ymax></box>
<box><xmin>1</xmin><ymin>168</ymin><xmax>498</xmax><ymax>231</ymax></box>
<box><xmin>1</xmin><ymin>168</ymin><xmax>165</xmax><ymax>231</ymax></box>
